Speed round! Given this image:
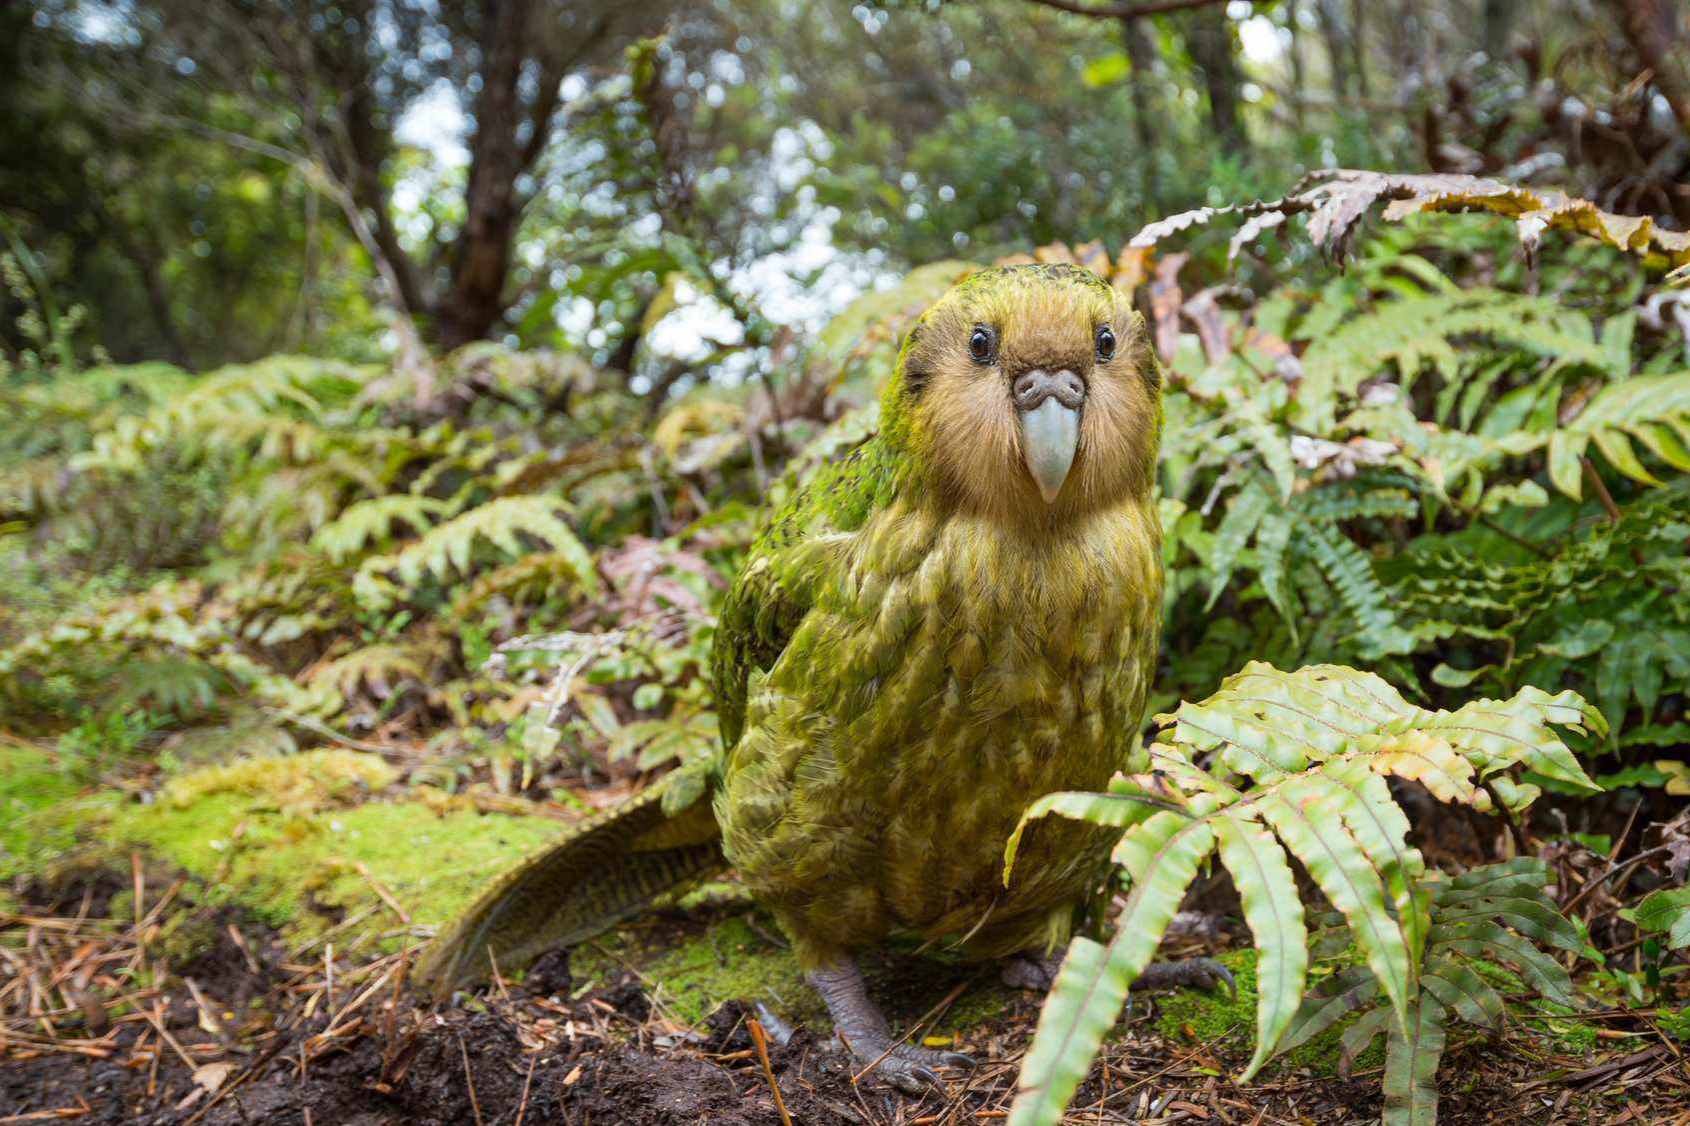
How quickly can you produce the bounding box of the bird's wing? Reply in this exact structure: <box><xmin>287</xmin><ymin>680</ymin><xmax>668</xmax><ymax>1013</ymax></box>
<box><xmin>711</xmin><ymin>432</ymin><xmax>894</xmax><ymax>750</ymax></box>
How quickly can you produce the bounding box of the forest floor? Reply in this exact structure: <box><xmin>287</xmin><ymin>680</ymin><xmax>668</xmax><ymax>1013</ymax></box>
<box><xmin>3</xmin><ymin>738</ymin><xmax>1687</xmax><ymax>1126</ymax></box>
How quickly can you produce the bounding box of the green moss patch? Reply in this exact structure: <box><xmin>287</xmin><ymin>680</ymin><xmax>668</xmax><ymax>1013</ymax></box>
<box><xmin>1150</xmin><ymin>948</ymin><xmax>1387</xmax><ymax>1077</ymax></box>
<box><xmin>103</xmin><ymin>749</ymin><xmax>561</xmax><ymax>947</ymax></box>
<box><xmin>0</xmin><ymin>743</ymin><xmax>102</xmax><ymax>883</ymax></box>
<box><xmin>567</xmin><ymin>906</ymin><xmax>1017</xmax><ymax>1044</ymax></box>
<box><xmin>585</xmin><ymin>912</ymin><xmax>814</xmax><ymax>1027</ymax></box>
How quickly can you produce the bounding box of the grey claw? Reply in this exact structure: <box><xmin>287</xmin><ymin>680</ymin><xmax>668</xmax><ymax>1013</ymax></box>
<box><xmin>938</xmin><ymin>1051</ymin><xmax>976</xmax><ymax>1069</ymax></box>
<box><xmin>910</xmin><ymin>1065</ymin><xmax>940</xmax><ymax>1087</ymax></box>
<box><xmin>1197</xmin><ymin>958</ymin><xmax>1237</xmax><ymax>1000</ymax></box>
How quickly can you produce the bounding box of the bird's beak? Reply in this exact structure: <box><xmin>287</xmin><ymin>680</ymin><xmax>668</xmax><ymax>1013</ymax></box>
<box><xmin>1014</xmin><ymin>369</ymin><xmax>1084</xmax><ymax>504</ymax></box>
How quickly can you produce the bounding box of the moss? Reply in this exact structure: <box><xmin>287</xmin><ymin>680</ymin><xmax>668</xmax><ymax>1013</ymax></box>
<box><xmin>611</xmin><ymin>913</ymin><xmax>816</xmax><ymax>1027</ymax></box>
<box><xmin>0</xmin><ymin>743</ymin><xmax>106</xmax><ymax>881</ymax></box>
<box><xmin>936</xmin><ymin>978</ymin><xmax>1013</xmax><ymax>1037</ymax></box>
<box><xmin>1467</xmin><ymin>959</ymin><xmax>1601</xmax><ymax>1053</ymax></box>
<box><xmin>1150</xmin><ymin>948</ymin><xmax>1386</xmax><ymax>1077</ymax></box>
<box><xmin>158</xmin><ymin>747</ymin><xmax>397</xmax><ymax>811</ymax></box>
<box><xmin>561</xmin><ymin>904</ymin><xmax>1016</xmax><ymax>1044</ymax></box>
<box><xmin>104</xmin><ymin>751</ymin><xmax>560</xmax><ymax>947</ymax></box>
<box><xmin>1151</xmin><ymin>948</ymin><xmax>1255</xmax><ymax>1045</ymax></box>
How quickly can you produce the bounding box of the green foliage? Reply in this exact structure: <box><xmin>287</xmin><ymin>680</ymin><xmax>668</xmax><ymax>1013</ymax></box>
<box><xmin>358</xmin><ymin>495</ymin><xmax>598</xmax><ymax>608</ymax></box>
<box><xmin>1148</xmin><ymin>203</ymin><xmax>1690</xmax><ymax>762</ymax></box>
<box><xmin>0</xmin><ymin>333</ymin><xmax>736</xmax><ymax>797</ymax></box>
<box><xmin>1004</xmin><ymin>663</ymin><xmax>1602</xmax><ymax>1126</ymax></box>
<box><xmin>1283</xmin><ymin>859</ymin><xmax>1584</xmax><ymax>1125</ymax></box>
<box><xmin>1629</xmin><ymin>888</ymin><xmax>1690</xmax><ymax>952</ymax></box>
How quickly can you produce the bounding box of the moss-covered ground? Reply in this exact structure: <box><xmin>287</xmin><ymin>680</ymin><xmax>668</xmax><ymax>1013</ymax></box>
<box><xmin>3</xmin><ymin>737</ymin><xmax>1672</xmax><ymax>1124</ymax></box>
<box><xmin>0</xmin><ymin>741</ymin><xmax>95</xmax><ymax>890</ymax></box>
<box><xmin>1146</xmin><ymin>947</ymin><xmax>1385</xmax><ymax>1077</ymax></box>
<box><xmin>2</xmin><ymin>744</ymin><xmax>561</xmax><ymax>948</ymax></box>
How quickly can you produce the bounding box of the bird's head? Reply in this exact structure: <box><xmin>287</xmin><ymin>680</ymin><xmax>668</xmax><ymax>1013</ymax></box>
<box><xmin>884</xmin><ymin>263</ymin><xmax>1162</xmax><ymax>523</ymax></box>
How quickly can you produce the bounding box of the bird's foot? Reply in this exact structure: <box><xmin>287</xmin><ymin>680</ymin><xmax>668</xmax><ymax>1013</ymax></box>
<box><xmin>999</xmin><ymin>951</ymin><xmax>1063</xmax><ymax>992</ymax></box>
<box><xmin>842</xmin><ymin>1036</ymin><xmax>976</xmax><ymax>1094</ymax></box>
<box><xmin>1134</xmin><ymin>956</ymin><xmax>1237</xmax><ymax>999</ymax></box>
<box><xmin>807</xmin><ymin>955</ymin><xmax>974</xmax><ymax>1094</ymax></box>
<box><xmin>1001</xmin><ymin>950</ymin><xmax>1236</xmax><ymax>1001</ymax></box>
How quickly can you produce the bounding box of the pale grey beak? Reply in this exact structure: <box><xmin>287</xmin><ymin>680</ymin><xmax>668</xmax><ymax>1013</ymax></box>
<box><xmin>1014</xmin><ymin>369</ymin><xmax>1084</xmax><ymax>504</ymax></box>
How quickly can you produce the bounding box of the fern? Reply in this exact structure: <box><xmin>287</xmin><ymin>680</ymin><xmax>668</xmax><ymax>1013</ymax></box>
<box><xmin>1296</xmin><ymin>289</ymin><xmax>1611</xmax><ymax>432</ymax></box>
<box><xmin>355</xmin><ymin>494</ymin><xmax>598</xmax><ymax>609</ymax></box>
<box><xmin>1499</xmin><ymin>372</ymin><xmax>1690</xmax><ymax>498</ymax></box>
<box><xmin>1003</xmin><ymin>663</ymin><xmax>1603</xmax><ymax>1126</ymax></box>
<box><xmin>74</xmin><ymin>356</ymin><xmax>365</xmax><ymax>471</ymax></box>
<box><xmin>1276</xmin><ymin>859</ymin><xmax>1584</xmax><ymax>1125</ymax></box>
<box><xmin>301</xmin><ymin>642</ymin><xmax>439</xmax><ymax>716</ymax></box>
<box><xmin>1629</xmin><ymin>888</ymin><xmax>1690</xmax><ymax>951</ymax></box>
<box><xmin>310</xmin><ymin>494</ymin><xmax>448</xmax><ymax>561</ymax></box>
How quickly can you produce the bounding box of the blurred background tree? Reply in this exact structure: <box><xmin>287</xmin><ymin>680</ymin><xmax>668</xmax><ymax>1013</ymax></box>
<box><xmin>3</xmin><ymin>0</ymin><xmax>1687</xmax><ymax>387</ymax></box>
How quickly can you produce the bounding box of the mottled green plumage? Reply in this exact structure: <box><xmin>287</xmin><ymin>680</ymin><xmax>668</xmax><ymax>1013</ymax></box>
<box><xmin>713</xmin><ymin>264</ymin><xmax>1163</xmax><ymax>965</ymax></box>
<box><xmin>418</xmin><ymin>263</ymin><xmax>1164</xmax><ymax>995</ymax></box>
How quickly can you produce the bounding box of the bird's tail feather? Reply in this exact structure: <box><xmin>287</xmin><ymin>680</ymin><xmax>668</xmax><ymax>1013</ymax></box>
<box><xmin>415</xmin><ymin>785</ymin><xmax>724</xmax><ymax>996</ymax></box>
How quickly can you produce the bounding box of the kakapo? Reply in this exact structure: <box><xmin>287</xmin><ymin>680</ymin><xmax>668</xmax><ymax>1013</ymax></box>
<box><xmin>418</xmin><ymin>263</ymin><xmax>1230</xmax><ymax>1090</ymax></box>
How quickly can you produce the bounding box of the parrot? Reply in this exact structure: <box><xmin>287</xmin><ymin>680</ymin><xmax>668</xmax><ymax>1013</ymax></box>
<box><xmin>416</xmin><ymin>263</ymin><xmax>1231</xmax><ymax>1091</ymax></box>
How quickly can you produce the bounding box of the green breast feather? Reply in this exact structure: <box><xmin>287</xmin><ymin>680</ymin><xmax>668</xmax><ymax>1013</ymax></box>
<box><xmin>419</xmin><ymin>264</ymin><xmax>1164</xmax><ymax>995</ymax></box>
<box><xmin>710</xmin><ymin>429</ymin><xmax>1162</xmax><ymax>966</ymax></box>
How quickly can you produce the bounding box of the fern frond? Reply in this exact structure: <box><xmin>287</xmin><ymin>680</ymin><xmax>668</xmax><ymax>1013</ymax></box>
<box><xmin>1298</xmin><ymin>290</ymin><xmax>1607</xmax><ymax>431</ymax></box>
<box><xmin>1382</xmin><ymin>998</ymin><xmax>1445</xmax><ymax>1126</ymax></box>
<box><xmin>303</xmin><ymin>642</ymin><xmax>437</xmax><ymax>712</ymax></box>
<box><xmin>355</xmin><ymin>494</ymin><xmax>597</xmax><ymax>608</ymax></box>
<box><xmin>310</xmin><ymin>494</ymin><xmax>448</xmax><ymax>561</ymax></box>
<box><xmin>1003</xmin><ymin>665</ymin><xmax>1601</xmax><ymax>1126</ymax></box>
<box><xmin>1277</xmin><ymin>858</ymin><xmax>1583</xmax><ymax>1124</ymax></box>
<box><xmin>1496</xmin><ymin>371</ymin><xmax>1690</xmax><ymax>497</ymax></box>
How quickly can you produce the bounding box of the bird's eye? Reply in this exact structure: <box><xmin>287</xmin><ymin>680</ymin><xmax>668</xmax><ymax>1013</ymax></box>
<box><xmin>968</xmin><ymin>325</ymin><xmax>995</xmax><ymax>365</ymax></box>
<box><xmin>1095</xmin><ymin>325</ymin><xmax>1116</xmax><ymax>362</ymax></box>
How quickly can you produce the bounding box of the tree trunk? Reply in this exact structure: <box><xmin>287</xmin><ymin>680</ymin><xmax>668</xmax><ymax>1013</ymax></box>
<box><xmin>1482</xmin><ymin>0</ymin><xmax>1523</xmax><ymax>61</ymax></box>
<box><xmin>1120</xmin><ymin>15</ymin><xmax>1161</xmax><ymax>173</ymax></box>
<box><xmin>1286</xmin><ymin>0</ymin><xmax>1306</xmax><ymax>127</ymax></box>
<box><xmin>435</xmin><ymin>0</ymin><xmax>530</xmax><ymax>350</ymax></box>
<box><xmin>341</xmin><ymin>85</ymin><xmax>429</xmax><ymax>322</ymax></box>
<box><xmin>432</xmin><ymin>0</ymin><xmax>576</xmax><ymax>350</ymax></box>
<box><xmin>1609</xmin><ymin>0</ymin><xmax>1690</xmax><ymax>140</ymax></box>
<box><xmin>1182</xmin><ymin>4</ymin><xmax>1247</xmax><ymax>151</ymax></box>
<box><xmin>1350</xmin><ymin>0</ymin><xmax>1370</xmax><ymax>97</ymax></box>
<box><xmin>1315</xmin><ymin>0</ymin><xmax>1352</xmax><ymax>99</ymax></box>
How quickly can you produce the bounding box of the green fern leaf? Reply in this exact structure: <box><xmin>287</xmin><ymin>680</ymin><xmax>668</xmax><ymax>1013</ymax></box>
<box><xmin>1338</xmin><ymin>1005</ymin><xmax>1391</xmax><ymax>1076</ymax></box>
<box><xmin>1253</xmin><ymin>776</ymin><xmax>1416</xmax><ymax>1030</ymax></box>
<box><xmin>1419</xmin><ymin>957</ymin><xmax>1504</xmax><ymax>1030</ymax></box>
<box><xmin>1426</xmin><ymin>921</ymin><xmax>1574</xmax><ymax>1004</ymax></box>
<box><xmin>1275</xmin><ymin>969</ymin><xmax>1379</xmax><ymax>1054</ymax></box>
<box><xmin>1212</xmin><ymin>810</ymin><xmax>1308</xmax><ymax>1081</ymax></box>
<box><xmin>310</xmin><ymin>495</ymin><xmax>447</xmax><ymax>561</ymax></box>
<box><xmin>1630</xmin><ymin>888</ymin><xmax>1690</xmax><ymax>950</ymax></box>
<box><xmin>1508</xmin><ymin>372</ymin><xmax>1690</xmax><ymax>497</ymax></box>
<box><xmin>1383</xmin><ymin>998</ymin><xmax>1445</xmax><ymax>1126</ymax></box>
<box><xmin>1006</xmin><ymin>664</ymin><xmax>1599</xmax><ymax>1126</ymax></box>
<box><xmin>1301</xmin><ymin>524</ymin><xmax>1415</xmax><ymax>657</ymax></box>
<box><xmin>359</xmin><ymin>494</ymin><xmax>597</xmax><ymax>607</ymax></box>
<box><xmin>1010</xmin><ymin>814</ymin><xmax>1216</xmax><ymax>1126</ymax></box>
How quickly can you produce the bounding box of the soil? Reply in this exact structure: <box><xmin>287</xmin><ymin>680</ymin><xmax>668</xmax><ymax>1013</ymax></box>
<box><xmin>3</xmin><ymin>876</ymin><xmax>1685</xmax><ymax>1126</ymax></box>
